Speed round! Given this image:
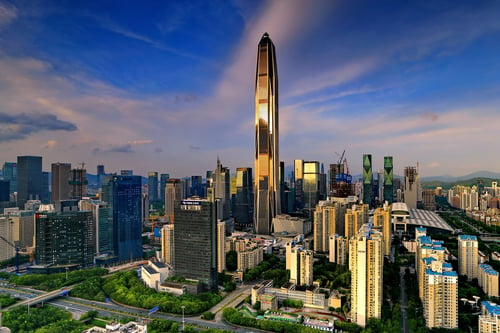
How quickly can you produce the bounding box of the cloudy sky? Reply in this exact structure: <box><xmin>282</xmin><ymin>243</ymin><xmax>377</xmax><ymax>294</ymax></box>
<box><xmin>1</xmin><ymin>0</ymin><xmax>499</xmax><ymax>178</ymax></box>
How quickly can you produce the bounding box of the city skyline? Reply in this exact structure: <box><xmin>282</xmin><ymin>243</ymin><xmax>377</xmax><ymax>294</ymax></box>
<box><xmin>1</xmin><ymin>0</ymin><xmax>500</xmax><ymax>177</ymax></box>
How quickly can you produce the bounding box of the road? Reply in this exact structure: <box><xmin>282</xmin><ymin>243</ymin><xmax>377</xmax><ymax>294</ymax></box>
<box><xmin>0</xmin><ymin>284</ymin><xmax>254</xmax><ymax>332</ymax></box>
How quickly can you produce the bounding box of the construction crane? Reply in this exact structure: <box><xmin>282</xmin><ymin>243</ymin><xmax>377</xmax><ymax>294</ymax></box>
<box><xmin>335</xmin><ymin>150</ymin><xmax>350</xmax><ymax>175</ymax></box>
<box><xmin>0</xmin><ymin>235</ymin><xmax>19</xmax><ymax>274</ymax></box>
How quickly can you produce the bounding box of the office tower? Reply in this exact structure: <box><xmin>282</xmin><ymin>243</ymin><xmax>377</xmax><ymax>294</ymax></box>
<box><xmin>234</xmin><ymin>167</ymin><xmax>253</xmax><ymax>226</ymax></box>
<box><xmin>79</xmin><ymin>198</ymin><xmax>112</xmax><ymax>255</ymax></box>
<box><xmin>35</xmin><ymin>210</ymin><xmax>96</xmax><ymax>267</ymax></box>
<box><xmin>349</xmin><ymin>224</ymin><xmax>384</xmax><ymax>327</ymax></box>
<box><xmin>97</xmin><ymin>164</ymin><xmax>105</xmax><ymax>188</ymax></box>
<box><xmin>0</xmin><ymin>180</ymin><xmax>9</xmax><ymax>202</ymax></box>
<box><xmin>165</xmin><ymin>179</ymin><xmax>184</xmax><ymax>223</ymax></box>
<box><xmin>287</xmin><ymin>244</ymin><xmax>313</xmax><ymax>286</ymax></box>
<box><xmin>213</xmin><ymin>158</ymin><xmax>231</xmax><ymax>221</ymax></box>
<box><xmin>279</xmin><ymin>161</ymin><xmax>287</xmax><ymax>213</ymax></box>
<box><xmin>3</xmin><ymin>209</ymin><xmax>34</xmax><ymax>248</ymax></box>
<box><xmin>313</xmin><ymin>200</ymin><xmax>338</xmax><ymax>252</ymax></box>
<box><xmin>0</xmin><ymin>216</ymin><xmax>15</xmax><ymax>261</ymax></box>
<box><xmin>2</xmin><ymin>162</ymin><xmax>17</xmax><ymax>194</ymax></box>
<box><xmin>161</xmin><ymin>224</ymin><xmax>174</xmax><ymax>266</ymax></box>
<box><xmin>69</xmin><ymin>167</ymin><xmax>86</xmax><ymax>200</ymax></box>
<box><xmin>479</xmin><ymin>301</ymin><xmax>500</xmax><ymax>333</ymax></box>
<box><xmin>174</xmin><ymin>198</ymin><xmax>217</xmax><ymax>291</ymax></box>
<box><xmin>422</xmin><ymin>189</ymin><xmax>436</xmax><ymax>211</ymax></box>
<box><xmin>101</xmin><ymin>174</ymin><xmax>142</xmax><ymax>261</ymax></box>
<box><xmin>383</xmin><ymin>157</ymin><xmax>393</xmax><ymax>204</ymax></box>
<box><xmin>51</xmin><ymin>163</ymin><xmax>71</xmax><ymax>203</ymax></box>
<box><xmin>458</xmin><ymin>235</ymin><xmax>479</xmax><ymax>281</ymax></box>
<box><xmin>423</xmin><ymin>261</ymin><xmax>458</xmax><ymax>329</ymax></box>
<box><xmin>329</xmin><ymin>234</ymin><xmax>348</xmax><ymax>265</ymax></box>
<box><xmin>254</xmin><ymin>32</ymin><xmax>280</xmax><ymax>235</ymax></box>
<box><xmin>148</xmin><ymin>172</ymin><xmax>159</xmax><ymax>203</ymax></box>
<box><xmin>217</xmin><ymin>221</ymin><xmax>226</xmax><ymax>273</ymax></box>
<box><xmin>479</xmin><ymin>264</ymin><xmax>499</xmax><ymax>297</ymax></box>
<box><xmin>159</xmin><ymin>173</ymin><xmax>169</xmax><ymax>207</ymax></box>
<box><xmin>404</xmin><ymin>166</ymin><xmax>418</xmax><ymax>210</ymax></box>
<box><xmin>373</xmin><ymin>204</ymin><xmax>391</xmax><ymax>257</ymax></box>
<box><xmin>191</xmin><ymin>175</ymin><xmax>203</xmax><ymax>197</ymax></box>
<box><xmin>17</xmin><ymin>156</ymin><xmax>42</xmax><ymax>207</ymax></box>
<box><xmin>303</xmin><ymin>161</ymin><xmax>320</xmax><ymax>219</ymax></box>
<box><xmin>41</xmin><ymin>171</ymin><xmax>50</xmax><ymax>203</ymax></box>
<box><xmin>362</xmin><ymin>154</ymin><xmax>373</xmax><ymax>207</ymax></box>
<box><xmin>294</xmin><ymin>159</ymin><xmax>304</xmax><ymax>210</ymax></box>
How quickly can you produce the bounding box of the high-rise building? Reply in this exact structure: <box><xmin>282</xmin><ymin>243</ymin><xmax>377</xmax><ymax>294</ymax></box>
<box><xmin>2</xmin><ymin>162</ymin><xmax>17</xmax><ymax>194</ymax></box>
<box><xmin>159</xmin><ymin>173</ymin><xmax>170</xmax><ymax>207</ymax></box>
<box><xmin>287</xmin><ymin>244</ymin><xmax>313</xmax><ymax>286</ymax></box>
<box><xmin>458</xmin><ymin>235</ymin><xmax>479</xmax><ymax>281</ymax></box>
<box><xmin>423</xmin><ymin>261</ymin><xmax>458</xmax><ymax>329</ymax></box>
<box><xmin>383</xmin><ymin>157</ymin><xmax>393</xmax><ymax>204</ymax></box>
<box><xmin>233</xmin><ymin>167</ymin><xmax>253</xmax><ymax>227</ymax></box>
<box><xmin>212</xmin><ymin>158</ymin><xmax>231</xmax><ymax>221</ymax></box>
<box><xmin>173</xmin><ymin>198</ymin><xmax>217</xmax><ymax>291</ymax></box>
<box><xmin>0</xmin><ymin>215</ymin><xmax>15</xmax><ymax>262</ymax></box>
<box><xmin>17</xmin><ymin>156</ymin><xmax>42</xmax><ymax>207</ymax></box>
<box><xmin>148</xmin><ymin>172</ymin><xmax>159</xmax><ymax>203</ymax></box>
<box><xmin>165</xmin><ymin>179</ymin><xmax>184</xmax><ymax>223</ymax></box>
<box><xmin>373</xmin><ymin>204</ymin><xmax>391</xmax><ymax>257</ymax></box>
<box><xmin>79</xmin><ymin>198</ymin><xmax>112</xmax><ymax>256</ymax></box>
<box><xmin>35</xmin><ymin>210</ymin><xmax>96</xmax><ymax>267</ymax></box>
<box><xmin>422</xmin><ymin>189</ymin><xmax>436</xmax><ymax>211</ymax></box>
<box><xmin>362</xmin><ymin>154</ymin><xmax>373</xmax><ymax>207</ymax></box>
<box><xmin>101</xmin><ymin>174</ymin><xmax>142</xmax><ymax>261</ymax></box>
<box><xmin>69</xmin><ymin>167</ymin><xmax>86</xmax><ymax>200</ymax></box>
<box><xmin>161</xmin><ymin>224</ymin><xmax>174</xmax><ymax>266</ymax></box>
<box><xmin>479</xmin><ymin>301</ymin><xmax>500</xmax><ymax>333</ymax></box>
<box><xmin>303</xmin><ymin>161</ymin><xmax>320</xmax><ymax>219</ymax></box>
<box><xmin>0</xmin><ymin>180</ymin><xmax>9</xmax><ymax>202</ymax></box>
<box><xmin>404</xmin><ymin>166</ymin><xmax>419</xmax><ymax>210</ymax></box>
<box><xmin>479</xmin><ymin>264</ymin><xmax>499</xmax><ymax>297</ymax></box>
<box><xmin>190</xmin><ymin>175</ymin><xmax>204</xmax><ymax>197</ymax></box>
<box><xmin>313</xmin><ymin>200</ymin><xmax>338</xmax><ymax>252</ymax></box>
<box><xmin>3</xmin><ymin>209</ymin><xmax>34</xmax><ymax>248</ymax></box>
<box><xmin>217</xmin><ymin>221</ymin><xmax>226</xmax><ymax>273</ymax></box>
<box><xmin>345</xmin><ymin>205</ymin><xmax>366</xmax><ymax>240</ymax></box>
<box><xmin>97</xmin><ymin>164</ymin><xmax>105</xmax><ymax>188</ymax></box>
<box><xmin>329</xmin><ymin>234</ymin><xmax>348</xmax><ymax>265</ymax></box>
<box><xmin>254</xmin><ymin>32</ymin><xmax>280</xmax><ymax>235</ymax></box>
<box><xmin>294</xmin><ymin>159</ymin><xmax>304</xmax><ymax>210</ymax></box>
<box><xmin>51</xmin><ymin>163</ymin><xmax>71</xmax><ymax>203</ymax></box>
<box><xmin>349</xmin><ymin>223</ymin><xmax>384</xmax><ymax>327</ymax></box>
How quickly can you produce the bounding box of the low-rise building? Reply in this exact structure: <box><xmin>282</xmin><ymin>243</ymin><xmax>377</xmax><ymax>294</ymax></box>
<box><xmin>140</xmin><ymin>260</ymin><xmax>172</xmax><ymax>291</ymax></box>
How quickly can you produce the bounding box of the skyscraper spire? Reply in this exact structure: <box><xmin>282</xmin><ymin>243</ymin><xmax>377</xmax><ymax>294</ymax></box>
<box><xmin>254</xmin><ymin>32</ymin><xmax>280</xmax><ymax>235</ymax></box>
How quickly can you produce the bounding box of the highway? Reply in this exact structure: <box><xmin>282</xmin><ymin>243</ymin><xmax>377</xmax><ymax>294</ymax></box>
<box><xmin>0</xmin><ymin>284</ymin><xmax>254</xmax><ymax>332</ymax></box>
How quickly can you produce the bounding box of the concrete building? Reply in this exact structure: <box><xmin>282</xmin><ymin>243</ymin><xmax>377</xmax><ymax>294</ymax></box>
<box><xmin>79</xmin><ymin>198</ymin><xmax>112</xmax><ymax>256</ymax></box>
<box><xmin>165</xmin><ymin>179</ymin><xmax>184</xmax><ymax>223</ymax></box>
<box><xmin>140</xmin><ymin>260</ymin><xmax>172</xmax><ymax>291</ymax></box>
<box><xmin>349</xmin><ymin>223</ymin><xmax>384</xmax><ymax>327</ymax></box>
<box><xmin>287</xmin><ymin>243</ymin><xmax>314</xmax><ymax>286</ymax></box>
<box><xmin>272</xmin><ymin>214</ymin><xmax>311</xmax><ymax>236</ymax></box>
<box><xmin>373</xmin><ymin>204</ymin><xmax>391</xmax><ymax>257</ymax></box>
<box><xmin>17</xmin><ymin>156</ymin><xmax>42</xmax><ymax>208</ymax></box>
<box><xmin>423</xmin><ymin>261</ymin><xmax>458</xmax><ymax>329</ymax></box>
<box><xmin>238</xmin><ymin>247</ymin><xmax>263</xmax><ymax>271</ymax></box>
<box><xmin>416</xmin><ymin>236</ymin><xmax>446</xmax><ymax>300</ymax></box>
<box><xmin>161</xmin><ymin>224</ymin><xmax>174</xmax><ymax>266</ymax></box>
<box><xmin>391</xmin><ymin>202</ymin><xmax>410</xmax><ymax>233</ymax></box>
<box><xmin>458</xmin><ymin>235</ymin><xmax>479</xmax><ymax>281</ymax></box>
<box><xmin>479</xmin><ymin>301</ymin><xmax>500</xmax><ymax>333</ymax></box>
<box><xmin>404</xmin><ymin>166</ymin><xmax>419</xmax><ymax>210</ymax></box>
<box><xmin>313</xmin><ymin>200</ymin><xmax>339</xmax><ymax>252</ymax></box>
<box><xmin>0</xmin><ymin>215</ymin><xmax>15</xmax><ymax>262</ymax></box>
<box><xmin>51</xmin><ymin>163</ymin><xmax>71</xmax><ymax>203</ymax></box>
<box><xmin>217</xmin><ymin>221</ymin><xmax>226</xmax><ymax>273</ymax></box>
<box><xmin>479</xmin><ymin>264</ymin><xmax>499</xmax><ymax>297</ymax></box>
<box><xmin>422</xmin><ymin>189</ymin><xmax>436</xmax><ymax>211</ymax></box>
<box><xmin>329</xmin><ymin>234</ymin><xmax>348</xmax><ymax>265</ymax></box>
<box><xmin>344</xmin><ymin>205</ymin><xmax>366</xmax><ymax>239</ymax></box>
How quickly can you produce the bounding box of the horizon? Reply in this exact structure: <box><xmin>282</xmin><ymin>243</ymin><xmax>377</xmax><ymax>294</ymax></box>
<box><xmin>1</xmin><ymin>1</ymin><xmax>500</xmax><ymax>178</ymax></box>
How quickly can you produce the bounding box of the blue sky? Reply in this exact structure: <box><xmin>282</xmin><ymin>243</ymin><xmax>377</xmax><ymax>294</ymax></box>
<box><xmin>1</xmin><ymin>0</ymin><xmax>499</xmax><ymax>178</ymax></box>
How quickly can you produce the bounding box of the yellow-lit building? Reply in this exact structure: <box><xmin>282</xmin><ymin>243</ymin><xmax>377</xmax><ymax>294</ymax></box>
<box><xmin>458</xmin><ymin>235</ymin><xmax>479</xmax><ymax>281</ymax></box>
<box><xmin>423</xmin><ymin>261</ymin><xmax>458</xmax><ymax>329</ymax></box>
<box><xmin>238</xmin><ymin>247</ymin><xmax>263</xmax><ymax>271</ymax></box>
<box><xmin>479</xmin><ymin>264</ymin><xmax>499</xmax><ymax>297</ymax></box>
<box><xmin>349</xmin><ymin>224</ymin><xmax>383</xmax><ymax>327</ymax></box>
<box><xmin>161</xmin><ymin>224</ymin><xmax>174</xmax><ymax>266</ymax></box>
<box><xmin>345</xmin><ymin>206</ymin><xmax>364</xmax><ymax>239</ymax></box>
<box><xmin>314</xmin><ymin>201</ymin><xmax>338</xmax><ymax>252</ymax></box>
<box><xmin>373</xmin><ymin>204</ymin><xmax>391</xmax><ymax>257</ymax></box>
<box><xmin>329</xmin><ymin>234</ymin><xmax>348</xmax><ymax>265</ymax></box>
<box><xmin>479</xmin><ymin>301</ymin><xmax>500</xmax><ymax>333</ymax></box>
<box><xmin>217</xmin><ymin>221</ymin><xmax>226</xmax><ymax>273</ymax></box>
<box><xmin>287</xmin><ymin>243</ymin><xmax>314</xmax><ymax>286</ymax></box>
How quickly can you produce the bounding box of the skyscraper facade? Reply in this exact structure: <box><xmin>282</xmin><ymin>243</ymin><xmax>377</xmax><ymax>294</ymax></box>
<box><xmin>254</xmin><ymin>32</ymin><xmax>280</xmax><ymax>235</ymax></box>
<box><xmin>173</xmin><ymin>198</ymin><xmax>218</xmax><ymax>291</ymax></box>
<box><xmin>69</xmin><ymin>167</ymin><xmax>86</xmax><ymax>200</ymax></box>
<box><xmin>17</xmin><ymin>156</ymin><xmax>42</xmax><ymax>207</ymax></box>
<box><xmin>362</xmin><ymin>154</ymin><xmax>373</xmax><ymax>207</ymax></box>
<box><xmin>404</xmin><ymin>166</ymin><xmax>419</xmax><ymax>210</ymax></box>
<box><xmin>303</xmin><ymin>161</ymin><xmax>320</xmax><ymax>219</ymax></box>
<box><xmin>101</xmin><ymin>174</ymin><xmax>142</xmax><ymax>261</ymax></box>
<box><xmin>2</xmin><ymin>162</ymin><xmax>17</xmax><ymax>194</ymax></box>
<box><xmin>51</xmin><ymin>162</ymin><xmax>71</xmax><ymax>203</ymax></box>
<box><xmin>458</xmin><ymin>235</ymin><xmax>479</xmax><ymax>281</ymax></box>
<box><xmin>159</xmin><ymin>173</ymin><xmax>170</xmax><ymax>207</ymax></box>
<box><xmin>233</xmin><ymin>167</ymin><xmax>253</xmax><ymax>226</ymax></box>
<box><xmin>165</xmin><ymin>179</ymin><xmax>183</xmax><ymax>223</ymax></box>
<box><xmin>148</xmin><ymin>171</ymin><xmax>159</xmax><ymax>203</ymax></box>
<box><xmin>213</xmin><ymin>158</ymin><xmax>231</xmax><ymax>221</ymax></box>
<box><xmin>383</xmin><ymin>156</ymin><xmax>393</xmax><ymax>204</ymax></box>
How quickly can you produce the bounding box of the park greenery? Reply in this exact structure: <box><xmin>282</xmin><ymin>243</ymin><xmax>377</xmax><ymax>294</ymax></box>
<box><xmin>313</xmin><ymin>256</ymin><xmax>350</xmax><ymax>290</ymax></box>
<box><xmin>70</xmin><ymin>275</ymin><xmax>107</xmax><ymax>301</ymax></box>
<box><xmin>101</xmin><ymin>270</ymin><xmax>222</xmax><ymax>314</ymax></box>
<box><xmin>5</xmin><ymin>267</ymin><xmax>107</xmax><ymax>291</ymax></box>
<box><xmin>2</xmin><ymin>305</ymin><xmax>87</xmax><ymax>333</ymax></box>
<box><xmin>0</xmin><ymin>293</ymin><xmax>16</xmax><ymax>307</ymax></box>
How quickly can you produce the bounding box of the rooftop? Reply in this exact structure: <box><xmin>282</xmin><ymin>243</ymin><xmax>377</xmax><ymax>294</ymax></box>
<box><xmin>458</xmin><ymin>235</ymin><xmax>478</xmax><ymax>241</ymax></box>
<box><xmin>483</xmin><ymin>301</ymin><xmax>500</xmax><ymax>316</ymax></box>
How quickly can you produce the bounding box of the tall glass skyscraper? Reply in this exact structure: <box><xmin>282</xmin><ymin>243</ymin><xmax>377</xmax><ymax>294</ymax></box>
<box><xmin>362</xmin><ymin>154</ymin><xmax>373</xmax><ymax>207</ymax></box>
<box><xmin>254</xmin><ymin>32</ymin><xmax>280</xmax><ymax>235</ymax></box>
<box><xmin>383</xmin><ymin>156</ymin><xmax>394</xmax><ymax>204</ymax></box>
<box><xmin>17</xmin><ymin>156</ymin><xmax>42</xmax><ymax>207</ymax></box>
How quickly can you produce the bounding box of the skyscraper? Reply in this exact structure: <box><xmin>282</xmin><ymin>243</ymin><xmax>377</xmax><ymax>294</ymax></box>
<box><xmin>165</xmin><ymin>179</ymin><xmax>184</xmax><ymax>223</ymax></box>
<box><xmin>148</xmin><ymin>171</ymin><xmax>159</xmax><ymax>203</ymax></box>
<box><xmin>458</xmin><ymin>235</ymin><xmax>479</xmax><ymax>281</ymax></box>
<box><xmin>404</xmin><ymin>166</ymin><xmax>419</xmax><ymax>210</ymax></box>
<box><xmin>233</xmin><ymin>167</ymin><xmax>253</xmax><ymax>226</ymax></box>
<box><xmin>2</xmin><ymin>162</ymin><xmax>17</xmax><ymax>194</ymax></box>
<box><xmin>159</xmin><ymin>173</ymin><xmax>170</xmax><ymax>207</ymax></box>
<box><xmin>51</xmin><ymin>163</ymin><xmax>71</xmax><ymax>203</ymax></box>
<box><xmin>69</xmin><ymin>167</ymin><xmax>86</xmax><ymax>200</ymax></box>
<box><xmin>101</xmin><ymin>174</ymin><xmax>142</xmax><ymax>261</ymax></box>
<box><xmin>212</xmin><ymin>158</ymin><xmax>231</xmax><ymax>221</ymax></box>
<box><xmin>17</xmin><ymin>156</ymin><xmax>43</xmax><ymax>208</ymax></box>
<box><xmin>383</xmin><ymin>156</ymin><xmax>393</xmax><ymax>204</ymax></box>
<box><xmin>254</xmin><ymin>32</ymin><xmax>280</xmax><ymax>235</ymax></box>
<box><xmin>362</xmin><ymin>154</ymin><xmax>373</xmax><ymax>207</ymax></box>
<box><xmin>303</xmin><ymin>161</ymin><xmax>320</xmax><ymax>219</ymax></box>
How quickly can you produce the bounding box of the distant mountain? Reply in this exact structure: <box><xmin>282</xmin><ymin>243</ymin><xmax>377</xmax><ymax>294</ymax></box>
<box><xmin>421</xmin><ymin>171</ymin><xmax>500</xmax><ymax>182</ymax></box>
